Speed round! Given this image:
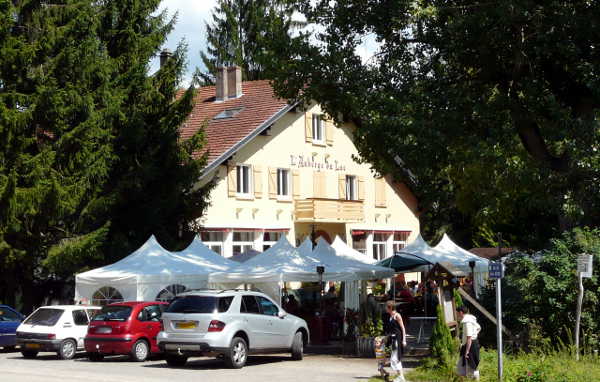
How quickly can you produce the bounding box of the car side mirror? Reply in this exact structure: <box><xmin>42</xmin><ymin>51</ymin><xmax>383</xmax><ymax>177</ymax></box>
<box><xmin>277</xmin><ymin>310</ymin><xmax>287</xmax><ymax>319</ymax></box>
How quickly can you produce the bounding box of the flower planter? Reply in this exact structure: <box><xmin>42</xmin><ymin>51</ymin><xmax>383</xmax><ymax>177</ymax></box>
<box><xmin>356</xmin><ymin>336</ymin><xmax>375</xmax><ymax>358</ymax></box>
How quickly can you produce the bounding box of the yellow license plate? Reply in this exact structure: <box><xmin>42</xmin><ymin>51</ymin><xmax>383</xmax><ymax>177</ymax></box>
<box><xmin>176</xmin><ymin>321</ymin><xmax>196</xmax><ymax>329</ymax></box>
<box><xmin>25</xmin><ymin>343</ymin><xmax>41</xmax><ymax>349</ymax></box>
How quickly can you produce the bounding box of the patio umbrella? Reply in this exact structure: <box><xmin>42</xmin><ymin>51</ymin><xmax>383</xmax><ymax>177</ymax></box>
<box><xmin>376</xmin><ymin>252</ymin><xmax>433</xmax><ymax>272</ymax></box>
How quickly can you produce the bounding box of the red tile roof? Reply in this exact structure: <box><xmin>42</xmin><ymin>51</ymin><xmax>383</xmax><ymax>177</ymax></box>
<box><xmin>469</xmin><ymin>247</ymin><xmax>515</xmax><ymax>260</ymax></box>
<box><xmin>180</xmin><ymin>80</ymin><xmax>290</xmax><ymax>167</ymax></box>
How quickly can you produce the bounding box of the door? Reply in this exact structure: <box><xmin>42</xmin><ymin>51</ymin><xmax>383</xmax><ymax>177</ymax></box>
<box><xmin>240</xmin><ymin>295</ymin><xmax>269</xmax><ymax>349</ymax></box>
<box><xmin>72</xmin><ymin>309</ymin><xmax>90</xmax><ymax>348</ymax></box>
<box><xmin>0</xmin><ymin>306</ymin><xmax>22</xmax><ymax>347</ymax></box>
<box><xmin>137</xmin><ymin>305</ymin><xmax>163</xmax><ymax>352</ymax></box>
<box><xmin>256</xmin><ymin>297</ymin><xmax>292</xmax><ymax>348</ymax></box>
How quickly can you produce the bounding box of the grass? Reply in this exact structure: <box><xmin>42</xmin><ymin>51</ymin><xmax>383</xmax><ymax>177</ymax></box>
<box><xmin>368</xmin><ymin>349</ymin><xmax>600</xmax><ymax>382</ymax></box>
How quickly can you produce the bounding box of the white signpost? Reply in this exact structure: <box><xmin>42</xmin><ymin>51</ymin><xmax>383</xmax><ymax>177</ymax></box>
<box><xmin>489</xmin><ymin>261</ymin><xmax>504</xmax><ymax>379</ymax></box>
<box><xmin>575</xmin><ymin>254</ymin><xmax>593</xmax><ymax>360</ymax></box>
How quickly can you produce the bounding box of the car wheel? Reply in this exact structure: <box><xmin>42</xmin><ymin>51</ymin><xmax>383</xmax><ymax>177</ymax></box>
<box><xmin>291</xmin><ymin>331</ymin><xmax>303</xmax><ymax>360</ymax></box>
<box><xmin>130</xmin><ymin>339</ymin><xmax>149</xmax><ymax>362</ymax></box>
<box><xmin>21</xmin><ymin>350</ymin><xmax>38</xmax><ymax>359</ymax></box>
<box><xmin>58</xmin><ymin>339</ymin><xmax>77</xmax><ymax>360</ymax></box>
<box><xmin>224</xmin><ymin>336</ymin><xmax>247</xmax><ymax>369</ymax></box>
<box><xmin>165</xmin><ymin>354</ymin><xmax>188</xmax><ymax>367</ymax></box>
<box><xmin>88</xmin><ymin>352</ymin><xmax>104</xmax><ymax>362</ymax></box>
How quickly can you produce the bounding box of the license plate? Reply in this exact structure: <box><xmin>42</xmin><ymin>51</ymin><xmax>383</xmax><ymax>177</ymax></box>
<box><xmin>175</xmin><ymin>321</ymin><xmax>196</xmax><ymax>329</ymax></box>
<box><xmin>96</xmin><ymin>327</ymin><xmax>112</xmax><ymax>334</ymax></box>
<box><xmin>25</xmin><ymin>343</ymin><xmax>41</xmax><ymax>349</ymax></box>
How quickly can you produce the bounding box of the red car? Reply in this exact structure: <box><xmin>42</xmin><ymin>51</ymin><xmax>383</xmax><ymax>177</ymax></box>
<box><xmin>84</xmin><ymin>301</ymin><xmax>168</xmax><ymax>361</ymax></box>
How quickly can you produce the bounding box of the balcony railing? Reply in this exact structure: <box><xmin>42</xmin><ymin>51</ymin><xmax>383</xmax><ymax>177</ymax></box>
<box><xmin>294</xmin><ymin>198</ymin><xmax>364</xmax><ymax>223</ymax></box>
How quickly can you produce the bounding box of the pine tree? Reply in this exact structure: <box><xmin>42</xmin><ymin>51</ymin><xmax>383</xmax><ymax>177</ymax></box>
<box><xmin>428</xmin><ymin>305</ymin><xmax>456</xmax><ymax>370</ymax></box>
<box><xmin>199</xmin><ymin>0</ymin><xmax>302</xmax><ymax>84</ymax></box>
<box><xmin>0</xmin><ymin>0</ymin><xmax>210</xmax><ymax>311</ymax></box>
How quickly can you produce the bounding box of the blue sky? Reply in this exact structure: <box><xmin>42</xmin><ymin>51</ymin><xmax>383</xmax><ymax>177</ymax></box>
<box><xmin>150</xmin><ymin>0</ymin><xmax>379</xmax><ymax>87</ymax></box>
<box><xmin>150</xmin><ymin>0</ymin><xmax>218</xmax><ymax>85</ymax></box>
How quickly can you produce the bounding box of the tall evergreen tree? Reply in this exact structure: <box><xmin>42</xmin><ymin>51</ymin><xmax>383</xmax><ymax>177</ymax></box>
<box><xmin>199</xmin><ymin>0</ymin><xmax>301</xmax><ymax>84</ymax></box>
<box><xmin>0</xmin><ymin>0</ymin><xmax>210</xmax><ymax>311</ymax></box>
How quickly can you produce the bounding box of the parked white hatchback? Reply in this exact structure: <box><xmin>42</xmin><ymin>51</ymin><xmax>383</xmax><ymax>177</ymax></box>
<box><xmin>157</xmin><ymin>290</ymin><xmax>309</xmax><ymax>369</ymax></box>
<box><xmin>16</xmin><ymin>305</ymin><xmax>101</xmax><ymax>359</ymax></box>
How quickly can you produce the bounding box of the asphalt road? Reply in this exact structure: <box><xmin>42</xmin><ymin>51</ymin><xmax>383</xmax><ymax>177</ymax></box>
<box><xmin>0</xmin><ymin>349</ymin><xmax>379</xmax><ymax>382</ymax></box>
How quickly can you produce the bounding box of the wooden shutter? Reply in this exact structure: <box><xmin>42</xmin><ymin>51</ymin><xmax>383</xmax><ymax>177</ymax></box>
<box><xmin>313</xmin><ymin>172</ymin><xmax>327</xmax><ymax>198</ymax></box>
<box><xmin>338</xmin><ymin>174</ymin><xmax>346</xmax><ymax>200</ymax></box>
<box><xmin>325</xmin><ymin>119</ymin><xmax>334</xmax><ymax>146</ymax></box>
<box><xmin>305</xmin><ymin>112</ymin><xmax>313</xmax><ymax>143</ymax></box>
<box><xmin>375</xmin><ymin>177</ymin><xmax>386</xmax><ymax>207</ymax></box>
<box><xmin>253</xmin><ymin>165</ymin><xmax>262</xmax><ymax>198</ymax></box>
<box><xmin>358</xmin><ymin>176</ymin><xmax>365</xmax><ymax>201</ymax></box>
<box><xmin>292</xmin><ymin>170</ymin><xmax>300</xmax><ymax>199</ymax></box>
<box><xmin>268</xmin><ymin>167</ymin><xmax>277</xmax><ymax>199</ymax></box>
<box><xmin>227</xmin><ymin>165</ymin><xmax>236</xmax><ymax>197</ymax></box>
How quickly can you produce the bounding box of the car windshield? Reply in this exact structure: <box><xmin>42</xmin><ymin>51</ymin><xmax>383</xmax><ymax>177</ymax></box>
<box><xmin>0</xmin><ymin>307</ymin><xmax>21</xmax><ymax>322</ymax></box>
<box><xmin>24</xmin><ymin>308</ymin><xmax>64</xmax><ymax>326</ymax></box>
<box><xmin>92</xmin><ymin>306</ymin><xmax>132</xmax><ymax>321</ymax></box>
<box><xmin>167</xmin><ymin>296</ymin><xmax>233</xmax><ymax>314</ymax></box>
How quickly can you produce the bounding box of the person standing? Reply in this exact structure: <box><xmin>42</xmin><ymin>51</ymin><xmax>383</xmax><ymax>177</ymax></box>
<box><xmin>385</xmin><ymin>300</ymin><xmax>407</xmax><ymax>382</ymax></box>
<box><xmin>456</xmin><ymin>305</ymin><xmax>481</xmax><ymax>380</ymax></box>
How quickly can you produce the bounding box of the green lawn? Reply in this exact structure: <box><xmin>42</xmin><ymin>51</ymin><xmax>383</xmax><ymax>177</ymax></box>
<box><xmin>369</xmin><ymin>349</ymin><xmax>600</xmax><ymax>382</ymax></box>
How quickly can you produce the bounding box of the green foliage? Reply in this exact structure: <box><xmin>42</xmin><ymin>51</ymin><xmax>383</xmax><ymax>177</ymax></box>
<box><xmin>479</xmin><ymin>227</ymin><xmax>600</xmax><ymax>351</ymax></box>
<box><xmin>198</xmin><ymin>0</ymin><xmax>302</xmax><ymax>84</ymax></box>
<box><xmin>427</xmin><ymin>305</ymin><xmax>457</xmax><ymax>370</ymax></box>
<box><xmin>359</xmin><ymin>307</ymin><xmax>384</xmax><ymax>338</ymax></box>
<box><xmin>0</xmin><ymin>0</ymin><xmax>210</xmax><ymax>311</ymax></box>
<box><xmin>453</xmin><ymin>288</ymin><xmax>463</xmax><ymax>308</ymax></box>
<box><xmin>263</xmin><ymin>0</ymin><xmax>600</xmax><ymax>249</ymax></box>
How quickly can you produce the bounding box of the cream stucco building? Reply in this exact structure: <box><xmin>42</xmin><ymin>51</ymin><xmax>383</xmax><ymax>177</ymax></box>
<box><xmin>185</xmin><ymin>67</ymin><xmax>420</xmax><ymax>261</ymax></box>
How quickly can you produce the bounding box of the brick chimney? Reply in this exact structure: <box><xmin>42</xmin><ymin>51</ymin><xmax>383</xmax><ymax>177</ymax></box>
<box><xmin>215</xmin><ymin>66</ymin><xmax>228</xmax><ymax>101</ymax></box>
<box><xmin>159</xmin><ymin>48</ymin><xmax>172</xmax><ymax>68</ymax></box>
<box><xmin>227</xmin><ymin>66</ymin><xmax>242</xmax><ymax>98</ymax></box>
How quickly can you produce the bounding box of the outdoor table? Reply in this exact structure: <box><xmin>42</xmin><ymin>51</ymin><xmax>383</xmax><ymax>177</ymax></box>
<box><xmin>409</xmin><ymin>316</ymin><xmax>437</xmax><ymax>343</ymax></box>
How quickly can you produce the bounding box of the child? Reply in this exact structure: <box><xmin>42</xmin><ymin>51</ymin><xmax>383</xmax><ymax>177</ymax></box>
<box><xmin>375</xmin><ymin>336</ymin><xmax>390</xmax><ymax>381</ymax></box>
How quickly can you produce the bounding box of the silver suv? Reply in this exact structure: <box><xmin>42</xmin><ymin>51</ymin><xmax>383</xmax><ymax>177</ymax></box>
<box><xmin>157</xmin><ymin>290</ymin><xmax>309</xmax><ymax>369</ymax></box>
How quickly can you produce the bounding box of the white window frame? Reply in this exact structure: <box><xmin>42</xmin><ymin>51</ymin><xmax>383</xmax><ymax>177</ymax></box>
<box><xmin>346</xmin><ymin>175</ymin><xmax>357</xmax><ymax>200</ymax></box>
<box><xmin>200</xmin><ymin>231</ymin><xmax>224</xmax><ymax>256</ymax></box>
<box><xmin>372</xmin><ymin>233</ymin><xmax>389</xmax><ymax>261</ymax></box>
<box><xmin>232</xmin><ymin>231</ymin><xmax>255</xmax><ymax>255</ymax></box>
<box><xmin>236</xmin><ymin>164</ymin><xmax>252</xmax><ymax>197</ymax></box>
<box><xmin>263</xmin><ymin>231</ymin><xmax>284</xmax><ymax>251</ymax></box>
<box><xmin>312</xmin><ymin>114</ymin><xmax>324</xmax><ymax>144</ymax></box>
<box><xmin>277</xmin><ymin>168</ymin><xmax>291</xmax><ymax>199</ymax></box>
<box><xmin>392</xmin><ymin>232</ymin><xmax>408</xmax><ymax>254</ymax></box>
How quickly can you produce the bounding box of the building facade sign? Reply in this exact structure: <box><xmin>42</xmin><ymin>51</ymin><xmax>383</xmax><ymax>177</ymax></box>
<box><xmin>289</xmin><ymin>154</ymin><xmax>346</xmax><ymax>172</ymax></box>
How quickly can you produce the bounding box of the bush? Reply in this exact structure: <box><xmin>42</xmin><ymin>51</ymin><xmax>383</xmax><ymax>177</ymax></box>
<box><xmin>478</xmin><ymin>227</ymin><xmax>600</xmax><ymax>351</ymax></box>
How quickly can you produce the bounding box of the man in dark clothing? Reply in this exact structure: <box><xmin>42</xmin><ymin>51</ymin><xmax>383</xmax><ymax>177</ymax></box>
<box><xmin>456</xmin><ymin>305</ymin><xmax>481</xmax><ymax>380</ymax></box>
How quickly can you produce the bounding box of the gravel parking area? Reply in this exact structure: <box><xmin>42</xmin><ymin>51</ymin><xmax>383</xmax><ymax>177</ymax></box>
<box><xmin>0</xmin><ymin>349</ymin><xmax>379</xmax><ymax>382</ymax></box>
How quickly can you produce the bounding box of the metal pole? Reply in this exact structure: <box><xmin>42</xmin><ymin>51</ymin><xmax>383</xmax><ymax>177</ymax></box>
<box><xmin>496</xmin><ymin>276</ymin><xmax>503</xmax><ymax>380</ymax></box>
<box><xmin>497</xmin><ymin>233</ymin><xmax>503</xmax><ymax>380</ymax></box>
<box><xmin>575</xmin><ymin>272</ymin><xmax>584</xmax><ymax>361</ymax></box>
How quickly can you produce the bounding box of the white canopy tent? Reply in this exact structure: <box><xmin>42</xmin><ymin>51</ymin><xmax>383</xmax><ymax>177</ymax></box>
<box><xmin>75</xmin><ymin>236</ymin><xmax>235</xmax><ymax>304</ymax></box>
<box><xmin>394</xmin><ymin>233</ymin><xmax>489</xmax><ymax>295</ymax></box>
<box><xmin>331</xmin><ymin>235</ymin><xmax>377</xmax><ymax>264</ymax></box>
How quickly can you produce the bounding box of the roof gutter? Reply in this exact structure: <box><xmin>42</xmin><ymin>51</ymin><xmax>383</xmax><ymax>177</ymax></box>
<box><xmin>199</xmin><ymin>101</ymin><xmax>299</xmax><ymax>179</ymax></box>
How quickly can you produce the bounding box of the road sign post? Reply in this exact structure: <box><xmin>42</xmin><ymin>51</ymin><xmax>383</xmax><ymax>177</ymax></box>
<box><xmin>489</xmin><ymin>261</ymin><xmax>504</xmax><ymax>380</ymax></box>
<box><xmin>575</xmin><ymin>254</ymin><xmax>593</xmax><ymax>360</ymax></box>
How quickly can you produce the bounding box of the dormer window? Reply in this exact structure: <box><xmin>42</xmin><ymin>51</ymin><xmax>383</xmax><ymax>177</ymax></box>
<box><xmin>312</xmin><ymin>114</ymin><xmax>324</xmax><ymax>143</ymax></box>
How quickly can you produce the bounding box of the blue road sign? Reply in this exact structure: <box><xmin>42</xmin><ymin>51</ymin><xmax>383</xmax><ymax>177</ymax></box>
<box><xmin>489</xmin><ymin>262</ymin><xmax>504</xmax><ymax>279</ymax></box>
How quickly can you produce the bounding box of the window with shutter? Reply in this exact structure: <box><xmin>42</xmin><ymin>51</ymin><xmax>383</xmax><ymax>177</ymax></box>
<box><xmin>375</xmin><ymin>177</ymin><xmax>386</xmax><ymax>207</ymax></box>
<box><xmin>254</xmin><ymin>166</ymin><xmax>263</xmax><ymax>198</ymax></box>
